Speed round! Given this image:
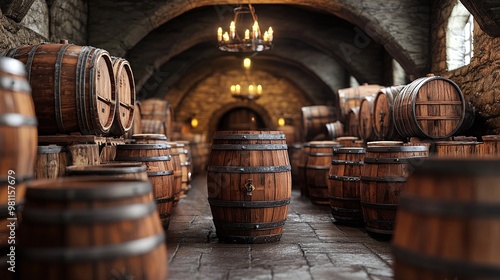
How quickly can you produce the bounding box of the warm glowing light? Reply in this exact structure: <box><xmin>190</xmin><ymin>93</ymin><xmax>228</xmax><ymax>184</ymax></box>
<box><xmin>230</xmin><ymin>21</ymin><xmax>236</xmax><ymax>39</ymax></box>
<box><xmin>245</xmin><ymin>29</ymin><xmax>250</xmax><ymax>40</ymax></box>
<box><xmin>257</xmin><ymin>85</ymin><xmax>262</xmax><ymax>94</ymax></box>
<box><xmin>191</xmin><ymin>117</ymin><xmax>199</xmax><ymax>128</ymax></box>
<box><xmin>278</xmin><ymin>117</ymin><xmax>285</xmax><ymax>127</ymax></box>
<box><xmin>243</xmin><ymin>58</ymin><xmax>251</xmax><ymax>69</ymax></box>
<box><xmin>217</xmin><ymin>27</ymin><xmax>223</xmax><ymax>41</ymax></box>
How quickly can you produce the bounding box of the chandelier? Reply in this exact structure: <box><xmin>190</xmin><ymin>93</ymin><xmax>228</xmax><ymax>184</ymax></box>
<box><xmin>230</xmin><ymin>58</ymin><xmax>262</xmax><ymax>101</ymax></box>
<box><xmin>217</xmin><ymin>3</ymin><xmax>273</xmax><ymax>53</ymax></box>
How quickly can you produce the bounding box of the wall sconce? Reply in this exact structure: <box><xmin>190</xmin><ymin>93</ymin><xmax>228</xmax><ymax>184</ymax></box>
<box><xmin>190</xmin><ymin>115</ymin><xmax>199</xmax><ymax>128</ymax></box>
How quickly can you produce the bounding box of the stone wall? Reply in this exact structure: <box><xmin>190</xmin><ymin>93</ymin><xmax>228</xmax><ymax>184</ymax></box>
<box><xmin>432</xmin><ymin>0</ymin><xmax>500</xmax><ymax>135</ymax></box>
<box><xmin>49</xmin><ymin>0</ymin><xmax>87</xmax><ymax>45</ymax></box>
<box><xmin>174</xmin><ymin>69</ymin><xmax>312</xmax><ymax>138</ymax></box>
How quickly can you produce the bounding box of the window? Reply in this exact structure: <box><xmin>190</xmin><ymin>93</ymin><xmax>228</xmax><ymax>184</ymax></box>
<box><xmin>447</xmin><ymin>1</ymin><xmax>474</xmax><ymax>71</ymax></box>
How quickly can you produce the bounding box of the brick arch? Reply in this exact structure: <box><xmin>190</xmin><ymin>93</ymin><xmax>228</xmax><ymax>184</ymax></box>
<box><xmin>207</xmin><ymin>101</ymin><xmax>275</xmax><ymax>140</ymax></box>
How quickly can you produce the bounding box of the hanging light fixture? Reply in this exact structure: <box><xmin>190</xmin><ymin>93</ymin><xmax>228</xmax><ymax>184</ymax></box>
<box><xmin>217</xmin><ymin>2</ymin><xmax>273</xmax><ymax>53</ymax></box>
<box><xmin>230</xmin><ymin>58</ymin><xmax>262</xmax><ymax>101</ymax></box>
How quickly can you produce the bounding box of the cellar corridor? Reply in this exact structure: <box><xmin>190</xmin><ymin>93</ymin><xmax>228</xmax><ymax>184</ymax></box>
<box><xmin>166</xmin><ymin>174</ymin><xmax>393</xmax><ymax>280</ymax></box>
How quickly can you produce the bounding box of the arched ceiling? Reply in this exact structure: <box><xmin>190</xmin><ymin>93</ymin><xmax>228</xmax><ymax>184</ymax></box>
<box><xmin>88</xmin><ymin>0</ymin><xmax>431</xmax><ymax>104</ymax></box>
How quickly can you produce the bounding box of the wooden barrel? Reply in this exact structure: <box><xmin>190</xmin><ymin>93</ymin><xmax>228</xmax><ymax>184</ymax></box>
<box><xmin>457</xmin><ymin>101</ymin><xmax>475</xmax><ymax>134</ymax></box>
<box><xmin>373</xmin><ymin>85</ymin><xmax>405</xmax><ymax>140</ymax></box>
<box><xmin>99</xmin><ymin>145</ymin><xmax>116</xmax><ymax>163</ymax></box>
<box><xmin>479</xmin><ymin>135</ymin><xmax>500</xmax><ymax>157</ymax></box>
<box><xmin>177</xmin><ymin>142</ymin><xmax>192</xmax><ymax>195</ymax></box>
<box><xmin>110</xmin><ymin>57</ymin><xmax>136</xmax><ymax>136</ymax></box>
<box><xmin>0</xmin><ymin>57</ymin><xmax>37</xmax><ymax>252</ymax></box>
<box><xmin>140</xmin><ymin>98</ymin><xmax>173</xmax><ymax>138</ymax></box>
<box><xmin>115</xmin><ymin>136</ymin><xmax>174</xmax><ymax>229</ymax></box>
<box><xmin>35</xmin><ymin>145</ymin><xmax>68</xmax><ymax>179</ymax></box>
<box><xmin>338</xmin><ymin>83</ymin><xmax>384</xmax><ymax>117</ymax></box>
<box><xmin>306</xmin><ymin>141</ymin><xmax>342</xmax><ymax>205</ymax></box>
<box><xmin>393</xmin><ymin>74</ymin><xmax>466</xmax><ymax>139</ymax></box>
<box><xmin>3</xmin><ymin>41</ymin><xmax>116</xmax><ymax>135</ymax></box>
<box><xmin>190</xmin><ymin>142</ymin><xmax>210</xmax><ymax>175</ymax></box>
<box><xmin>336</xmin><ymin>136</ymin><xmax>364</xmax><ymax>147</ymax></box>
<box><xmin>360</xmin><ymin>142</ymin><xmax>429</xmax><ymax>235</ymax></box>
<box><xmin>19</xmin><ymin>177</ymin><xmax>167</xmax><ymax>280</ymax></box>
<box><xmin>207</xmin><ymin>131</ymin><xmax>291</xmax><ymax>243</ymax></box>
<box><xmin>297</xmin><ymin>142</ymin><xmax>311</xmax><ymax>197</ymax></box>
<box><xmin>346</xmin><ymin>106</ymin><xmax>360</xmax><ymax>137</ymax></box>
<box><xmin>325</xmin><ymin>121</ymin><xmax>344</xmax><ymax>140</ymax></box>
<box><xmin>167</xmin><ymin>142</ymin><xmax>183</xmax><ymax>206</ymax></box>
<box><xmin>67</xmin><ymin>144</ymin><xmax>100</xmax><ymax>166</ymax></box>
<box><xmin>289</xmin><ymin>143</ymin><xmax>303</xmax><ymax>188</ymax></box>
<box><xmin>124</xmin><ymin>101</ymin><xmax>142</xmax><ymax>139</ymax></box>
<box><xmin>327</xmin><ymin>147</ymin><xmax>366</xmax><ymax>225</ymax></box>
<box><xmin>393</xmin><ymin>159</ymin><xmax>500</xmax><ymax>280</ymax></box>
<box><xmin>140</xmin><ymin>119</ymin><xmax>166</xmax><ymax>135</ymax></box>
<box><xmin>433</xmin><ymin>140</ymin><xmax>480</xmax><ymax>157</ymax></box>
<box><xmin>65</xmin><ymin>163</ymin><xmax>148</xmax><ymax>181</ymax></box>
<box><xmin>280</xmin><ymin>124</ymin><xmax>298</xmax><ymax>146</ymax></box>
<box><xmin>301</xmin><ymin>105</ymin><xmax>338</xmax><ymax>141</ymax></box>
<box><xmin>358</xmin><ymin>95</ymin><xmax>376</xmax><ymax>141</ymax></box>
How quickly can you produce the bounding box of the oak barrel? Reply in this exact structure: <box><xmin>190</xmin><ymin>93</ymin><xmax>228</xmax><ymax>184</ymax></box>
<box><xmin>140</xmin><ymin>119</ymin><xmax>166</xmax><ymax>135</ymax></box>
<box><xmin>325</xmin><ymin>121</ymin><xmax>344</xmax><ymax>140</ymax></box>
<box><xmin>124</xmin><ymin>101</ymin><xmax>142</xmax><ymax>139</ymax></box>
<box><xmin>67</xmin><ymin>144</ymin><xmax>100</xmax><ymax>166</ymax></box>
<box><xmin>191</xmin><ymin>142</ymin><xmax>210</xmax><ymax>175</ymax></box>
<box><xmin>141</xmin><ymin>98</ymin><xmax>173</xmax><ymax>138</ymax></box>
<box><xmin>360</xmin><ymin>142</ymin><xmax>429</xmax><ymax>235</ymax></box>
<box><xmin>35</xmin><ymin>145</ymin><xmax>68</xmax><ymax>179</ymax></box>
<box><xmin>297</xmin><ymin>142</ymin><xmax>311</xmax><ymax>197</ymax></box>
<box><xmin>393</xmin><ymin>75</ymin><xmax>466</xmax><ymax>139</ymax></box>
<box><xmin>0</xmin><ymin>57</ymin><xmax>37</xmax><ymax>252</ymax></box>
<box><xmin>109</xmin><ymin>57</ymin><xmax>136</xmax><ymax>136</ymax></box>
<box><xmin>373</xmin><ymin>85</ymin><xmax>405</xmax><ymax>140</ymax></box>
<box><xmin>177</xmin><ymin>141</ymin><xmax>192</xmax><ymax>195</ymax></box>
<box><xmin>338</xmin><ymin>83</ymin><xmax>384</xmax><ymax>116</ymax></box>
<box><xmin>301</xmin><ymin>106</ymin><xmax>338</xmax><ymax>141</ymax></box>
<box><xmin>346</xmin><ymin>106</ymin><xmax>360</xmax><ymax>137</ymax></box>
<box><xmin>393</xmin><ymin>159</ymin><xmax>500</xmax><ymax>280</ymax></box>
<box><xmin>3</xmin><ymin>41</ymin><xmax>116</xmax><ymax>135</ymax></box>
<box><xmin>289</xmin><ymin>143</ymin><xmax>303</xmax><ymax>188</ymax></box>
<box><xmin>207</xmin><ymin>131</ymin><xmax>291</xmax><ymax>243</ymax></box>
<box><xmin>358</xmin><ymin>95</ymin><xmax>376</xmax><ymax>141</ymax></box>
<box><xmin>115</xmin><ymin>134</ymin><xmax>175</xmax><ymax>228</ymax></box>
<box><xmin>336</xmin><ymin>136</ymin><xmax>364</xmax><ymax>147</ymax></box>
<box><xmin>18</xmin><ymin>177</ymin><xmax>167</xmax><ymax>280</ymax></box>
<box><xmin>433</xmin><ymin>140</ymin><xmax>480</xmax><ymax>158</ymax></box>
<box><xmin>167</xmin><ymin>142</ymin><xmax>183</xmax><ymax>206</ymax></box>
<box><xmin>327</xmin><ymin>147</ymin><xmax>366</xmax><ymax>225</ymax></box>
<box><xmin>306</xmin><ymin>141</ymin><xmax>342</xmax><ymax>205</ymax></box>
<box><xmin>479</xmin><ymin>135</ymin><xmax>500</xmax><ymax>156</ymax></box>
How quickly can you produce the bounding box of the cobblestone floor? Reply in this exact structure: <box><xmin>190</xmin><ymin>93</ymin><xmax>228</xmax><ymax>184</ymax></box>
<box><xmin>166</xmin><ymin>174</ymin><xmax>394</xmax><ymax>280</ymax></box>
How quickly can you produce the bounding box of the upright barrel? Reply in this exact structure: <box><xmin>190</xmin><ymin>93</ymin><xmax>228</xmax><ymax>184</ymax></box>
<box><xmin>360</xmin><ymin>142</ymin><xmax>429</xmax><ymax>235</ymax></box>
<box><xmin>327</xmin><ymin>147</ymin><xmax>366</xmax><ymax>225</ymax></box>
<box><xmin>358</xmin><ymin>95</ymin><xmax>376</xmax><ymax>141</ymax></box>
<box><xmin>393</xmin><ymin>74</ymin><xmax>466</xmax><ymax>139</ymax></box>
<box><xmin>110</xmin><ymin>57</ymin><xmax>136</xmax><ymax>136</ymax></box>
<box><xmin>306</xmin><ymin>141</ymin><xmax>342</xmax><ymax>205</ymax></box>
<box><xmin>207</xmin><ymin>131</ymin><xmax>291</xmax><ymax>243</ymax></box>
<box><xmin>373</xmin><ymin>85</ymin><xmax>404</xmax><ymax>140</ymax></box>
<box><xmin>141</xmin><ymin>98</ymin><xmax>173</xmax><ymax>138</ymax></box>
<box><xmin>433</xmin><ymin>140</ymin><xmax>480</xmax><ymax>158</ymax></box>
<box><xmin>3</xmin><ymin>41</ymin><xmax>116</xmax><ymax>135</ymax></box>
<box><xmin>65</xmin><ymin>163</ymin><xmax>148</xmax><ymax>181</ymax></box>
<box><xmin>393</xmin><ymin>159</ymin><xmax>500</xmax><ymax>280</ymax></box>
<box><xmin>115</xmin><ymin>134</ymin><xmax>175</xmax><ymax>228</ymax></box>
<box><xmin>297</xmin><ymin>142</ymin><xmax>311</xmax><ymax>197</ymax></box>
<box><xmin>19</xmin><ymin>177</ymin><xmax>167</xmax><ymax>280</ymax></box>
<box><xmin>346</xmin><ymin>106</ymin><xmax>360</xmax><ymax>137</ymax></box>
<box><xmin>0</xmin><ymin>57</ymin><xmax>37</xmax><ymax>254</ymax></box>
<box><xmin>35</xmin><ymin>145</ymin><xmax>68</xmax><ymax>179</ymax></box>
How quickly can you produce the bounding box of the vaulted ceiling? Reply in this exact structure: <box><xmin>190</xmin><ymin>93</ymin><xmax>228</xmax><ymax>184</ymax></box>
<box><xmin>87</xmin><ymin>0</ymin><xmax>432</xmax><ymax>105</ymax></box>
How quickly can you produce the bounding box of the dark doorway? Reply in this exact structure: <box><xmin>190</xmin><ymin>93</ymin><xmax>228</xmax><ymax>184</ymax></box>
<box><xmin>216</xmin><ymin>107</ymin><xmax>267</xmax><ymax>131</ymax></box>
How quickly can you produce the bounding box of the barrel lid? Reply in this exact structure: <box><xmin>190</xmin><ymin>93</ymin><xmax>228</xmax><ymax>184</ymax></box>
<box><xmin>66</xmin><ymin>163</ymin><xmax>147</xmax><ymax>175</ymax></box>
<box><xmin>309</xmin><ymin>141</ymin><xmax>341</xmax><ymax>147</ymax></box>
<box><xmin>0</xmin><ymin>57</ymin><xmax>27</xmax><ymax>76</ymax></box>
<box><xmin>132</xmin><ymin>133</ymin><xmax>167</xmax><ymax>140</ymax></box>
<box><xmin>433</xmin><ymin>141</ymin><xmax>479</xmax><ymax>146</ymax></box>
<box><xmin>411</xmin><ymin>158</ymin><xmax>500</xmax><ymax>176</ymax></box>
<box><xmin>336</xmin><ymin>136</ymin><xmax>359</xmax><ymax>141</ymax></box>
<box><xmin>482</xmin><ymin>135</ymin><xmax>500</xmax><ymax>141</ymax></box>
<box><xmin>26</xmin><ymin>177</ymin><xmax>152</xmax><ymax>201</ymax></box>
<box><xmin>213</xmin><ymin>132</ymin><xmax>285</xmax><ymax>140</ymax></box>
<box><xmin>367</xmin><ymin>141</ymin><xmax>403</xmax><ymax>146</ymax></box>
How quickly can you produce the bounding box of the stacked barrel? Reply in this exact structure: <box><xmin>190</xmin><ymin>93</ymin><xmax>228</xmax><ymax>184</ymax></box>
<box><xmin>1</xmin><ymin>41</ymin><xmax>170</xmax><ymax>279</ymax></box>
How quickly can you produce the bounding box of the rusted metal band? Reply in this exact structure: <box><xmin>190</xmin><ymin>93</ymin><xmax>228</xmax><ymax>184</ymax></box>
<box><xmin>207</xmin><ymin>165</ymin><xmax>291</xmax><ymax>173</ymax></box>
<box><xmin>361</xmin><ymin>201</ymin><xmax>399</xmax><ymax>210</ymax></box>
<box><xmin>117</xmin><ymin>143</ymin><xmax>171</xmax><ymax>150</ymax></box>
<box><xmin>333</xmin><ymin>148</ymin><xmax>366</xmax><ymax>154</ymax></box>
<box><xmin>331</xmin><ymin>160</ymin><xmax>364</xmax><ymax>165</ymax></box>
<box><xmin>0</xmin><ymin>113</ymin><xmax>37</xmax><ymax>127</ymax></box>
<box><xmin>22</xmin><ymin>202</ymin><xmax>156</xmax><ymax>223</ymax></box>
<box><xmin>25</xmin><ymin>45</ymin><xmax>41</xmax><ymax>81</ymax></box>
<box><xmin>147</xmin><ymin>170</ymin><xmax>174</xmax><ymax>177</ymax></box>
<box><xmin>21</xmin><ymin>232</ymin><xmax>165</xmax><ymax>262</ymax></box>
<box><xmin>213</xmin><ymin>133</ymin><xmax>286</xmax><ymax>140</ymax></box>
<box><xmin>208</xmin><ymin>198</ymin><xmax>290</xmax><ymax>208</ymax></box>
<box><xmin>331</xmin><ymin>207</ymin><xmax>361</xmax><ymax>213</ymax></box>
<box><xmin>115</xmin><ymin>155</ymin><xmax>171</xmax><ymax>162</ymax></box>
<box><xmin>366</xmin><ymin>146</ymin><xmax>428</xmax><ymax>152</ymax></box>
<box><xmin>361</xmin><ymin>176</ymin><xmax>407</xmax><ymax>182</ymax></box>
<box><xmin>210</xmin><ymin>144</ymin><xmax>287</xmax><ymax>150</ymax></box>
<box><xmin>0</xmin><ymin>75</ymin><xmax>31</xmax><ymax>92</ymax></box>
<box><xmin>364</xmin><ymin>157</ymin><xmax>424</xmax><ymax>164</ymax></box>
<box><xmin>26</xmin><ymin>181</ymin><xmax>152</xmax><ymax>201</ymax></box>
<box><xmin>159</xmin><ymin>212</ymin><xmax>172</xmax><ymax>219</ymax></box>
<box><xmin>399</xmin><ymin>196</ymin><xmax>500</xmax><ymax>217</ymax></box>
<box><xmin>328</xmin><ymin>196</ymin><xmax>361</xmax><ymax>202</ymax></box>
<box><xmin>214</xmin><ymin>220</ymin><xmax>286</xmax><ymax>230</ymax></box>
<box><xmin>155</xmin><ymin>197</ymin><xmax>174</xmax><ymax>204</ymax></box>
<box><xmin>328</xmin><ymin>175</ymin><xmax>361</xmax><ymax>182</ymax></box>
<box><xmin>217</xmin><ymin>234</ymin><xmax>282</xmax><ymax>244</ymax></box>
<box><xmin>75</xmin><ymin>45</ymin><xmax>91</xmax><ymax>134</ymax></box>
<box><xmin>392</xmin><ymin>245</ymin><xmax>500</xmax><ymax>278</ymax></box>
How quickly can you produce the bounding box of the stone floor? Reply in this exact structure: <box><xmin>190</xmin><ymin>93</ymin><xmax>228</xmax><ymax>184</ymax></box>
<box><xmin>166</xmin><ymin>174</ymin><xmax>394</xmax><ymax>280</ymax></box>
